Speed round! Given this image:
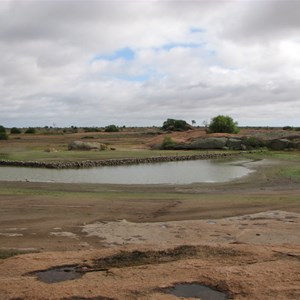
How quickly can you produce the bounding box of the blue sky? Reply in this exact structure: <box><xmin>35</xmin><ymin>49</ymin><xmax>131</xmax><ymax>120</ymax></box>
<box><xmin>92</xmin><ymin>42</ymin><xmax>208</xmax><ymax>83</ymax></box>
<box><xmin>0</xmin><ymin>0</ymin><xmax>299</xmax><ymax>127</ymax></box>
<box><xmin>93</xmin><ymin>47</ymin><xmax>136</xmax><ymax>62</ymax></box>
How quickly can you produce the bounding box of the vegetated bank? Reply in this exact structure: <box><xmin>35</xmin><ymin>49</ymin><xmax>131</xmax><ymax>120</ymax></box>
<box><xmin>0</xmin><ymin>152</ymin><xmax>244</xmax><ymax>169</ymax></box>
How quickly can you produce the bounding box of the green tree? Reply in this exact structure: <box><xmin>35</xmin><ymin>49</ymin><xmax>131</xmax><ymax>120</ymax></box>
<box><xmin>0</xmin><ymin>125</ymin><xmax>8</xmax><ymax>140</ymax></box>
<box><xmin>161</xmin><ymin>119</ymin><xmax>192</xmax><ymax>131</ymax></box>
<box><xmin>105</xmin><ymin>124</ymin><xmax>119</xmax><ymax>132</ymax></box>
<box><xmin>208</xmin><ymin>115</ymin><xmax>239</xmax><ymax>134</ymax></box>
<box><xmin>10</xmin><ymin>127</ymin><xmax>22</xmax><ymax>134</ymax></box>
<box><xmin>25</xmin><ymin>127</ymin><xmax>36</xmax><ymax>134</ymax></box>
<box><xmin>282</xmin><ymin>126</ymin><xmax>293</xmax><ymax>131</ymax></box>
<box><xmin>161</xmin><ymin>136</ymin><xmax>176</xmax><ymax>149</ymax></box>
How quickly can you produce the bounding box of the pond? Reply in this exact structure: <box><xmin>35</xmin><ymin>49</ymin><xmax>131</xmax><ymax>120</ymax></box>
<box><xmin>0</xmin><ymin>159</ymin><xmax>253</xmax><ymax>184</ymax></box>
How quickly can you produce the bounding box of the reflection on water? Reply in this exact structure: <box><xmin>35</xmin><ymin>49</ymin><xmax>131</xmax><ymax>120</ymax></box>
<box><xmin>33</xmin><ymin>265</ymin><xmax>82</xmax><ymax>284</ymax></box>
<box><xmin>0</xmin><ymin>159</ymin><xmax>253</xmax><ymax>184</ymax></box>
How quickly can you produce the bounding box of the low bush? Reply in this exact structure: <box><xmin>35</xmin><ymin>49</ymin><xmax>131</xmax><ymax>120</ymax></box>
<box><xmin>83</xmin><ymin>127</ymin><xmax>101</xmax><ymax>133</ymax></box>
<box><xmin>243</xmin><ymin>136</ymin><xmax>266</xmax><ymax>148</ymax></box>
<box><xmin>10</xmin><ymin>127</ymin><xmax>22</xmax><ymax>134</ymax></box>
<box><xmin>105</xmin><ymin>125</ymin><xmax>119</xmax><ymax>132</ymax></box>
<box><xmin>0</xmin><ymin>132</ymin><xmax>8</xmax><ymax>140</ymax></box>
<box><xmin>161</xmin><ymin>136</ymin><xmax>176</xmax><ymax>149</ymax></box>
<box><xmin>25</xmin><ymin>127</ymin><xmax>36</xmax><ymax>134</ymax></box>
<box><xmin>0</xmin><ymin>125</ymin><xmax>8</xmax><ymax>140</ymax></box>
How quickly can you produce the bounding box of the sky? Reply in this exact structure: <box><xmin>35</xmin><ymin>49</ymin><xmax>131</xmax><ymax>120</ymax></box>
<box><xmin>0</xmin><ymin>0</ymin><xmax>299</xmax><ymax>128</ymax></box>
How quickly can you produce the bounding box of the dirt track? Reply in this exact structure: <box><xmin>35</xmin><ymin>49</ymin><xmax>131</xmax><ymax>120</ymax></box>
<box><xmin>0</xmin><ymin>157</ymin><xmax>300</xmax><ymax>299</ymax></box>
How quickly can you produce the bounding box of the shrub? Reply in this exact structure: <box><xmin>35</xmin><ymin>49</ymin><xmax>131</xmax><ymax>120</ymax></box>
<box><xmin>161</xmin><ymin>119</ymin><xmax>191</xmax><ymax>131</ymax></box>
<box><xmin>25</xmin><ymin>127</ymin><xmax>36</xmax><ymax>134</ymax></box>
<box><xmin>282</xmin><ymin>126</ymin><xmax>293</xmax><ymax>131</ymax></box>
<box><xmin>161</xmin><ymin>136</ymin><xmax>176</xmax><ymax>149</ymax></box>
<box><xmin>105</xmin><ymin>125</ymin><xmax>119</xmax><ymax>132</ymax></box>
<box><xmin>83</xmin><ymin>127</ymin><xmax>101</xmax><ymax>133</ymax></box>
<box><xmin>0</xmin><ymin>125</ymin><xmax>8</xmax><ymax>140</ymax></box>
<box><xmin>208</xmin><ymin>115</ymin><xmax>239</xmax><ymax>134</ymax></box>
<box><xmin>243</xmin><ymin>137</ymin><xmax>265</xmax><ymax>148</ymax></box>
<box><xmin>0</xmin><ymin>132</ymin><xmax>8</xmax><ymax>140</ymax></box>
<box><xmin>10</xmin><ymin>127</ymin><xmax>22</xmax><ymax>134</ymax></box>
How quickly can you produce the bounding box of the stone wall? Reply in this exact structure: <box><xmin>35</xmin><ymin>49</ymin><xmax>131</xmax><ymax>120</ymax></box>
<box><xmin>0</xmin><ymin>152</ymin><xmax>242</xmax><ymax>169</ymax></box>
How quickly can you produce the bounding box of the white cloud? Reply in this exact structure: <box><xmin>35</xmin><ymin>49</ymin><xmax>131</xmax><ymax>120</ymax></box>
<box><xmin>0</xmin><ymin>0</ymin><xmax>299</xmax><ymax>127</ymax></box>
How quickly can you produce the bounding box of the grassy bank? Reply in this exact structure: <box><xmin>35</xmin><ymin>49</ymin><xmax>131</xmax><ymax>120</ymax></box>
<box><xmin>0</xmin><ymin>148</ymin><xmax>230</xmax><ymax>162</ymax></box>
<box><xmin>280</xmin><ymin>167</ymin><xmax>300</xmax><ymax>181</ymax></box>
<box><xmin>244</xmin><ymin>150</ymin><xmax>300</xmax><ymax>181</ymax></box>
<box><xmin>0</xmin><ymin>249</ymin><xmax>36</xmax><ymax>260</ymax></box>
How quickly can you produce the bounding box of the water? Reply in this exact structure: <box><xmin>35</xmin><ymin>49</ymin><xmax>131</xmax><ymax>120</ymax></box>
<box><xmin>33</xmin><ymin>265</ymin><xmax>83</xmax><ymax>283</ymax></box>
<box><xmin>0</xmin><ymin>159</ymin><xmax>252</xmax><ymax>184</ymax></box>
<box><xmin>165</xmin><ymin>283</ymin><xmax>229</xmax><ymax>300</ymax></box>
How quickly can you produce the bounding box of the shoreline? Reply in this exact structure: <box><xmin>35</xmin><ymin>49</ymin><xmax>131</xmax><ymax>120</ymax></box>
<box><xmin>0</xmin><ymin>151</ymin><xmax>244</xmax><ymax>169</ymax></box>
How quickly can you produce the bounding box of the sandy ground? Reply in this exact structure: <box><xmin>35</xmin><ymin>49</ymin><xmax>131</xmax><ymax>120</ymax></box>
<box><xmin>0</xmin><ymin>210</ymin><xmax>300</xmax><ymax>300</ymax></box>
<box><xmin>0</xmin><ymin>158</ymin><xmax>300</xmax><ymax>299</ymax></box>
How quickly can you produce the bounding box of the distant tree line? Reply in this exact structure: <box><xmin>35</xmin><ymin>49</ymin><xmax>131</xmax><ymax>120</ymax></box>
<box><xmin>1</xmin><ymin>118</ymin><xmax>298</xmax><ymax>141</ymax></box>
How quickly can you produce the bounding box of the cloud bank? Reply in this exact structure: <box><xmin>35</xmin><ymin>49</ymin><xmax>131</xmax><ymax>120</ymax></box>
<box><xmin>0</xmin><ymin>0</ymin><xmax>299</xmax><ymax>127</ymax></box>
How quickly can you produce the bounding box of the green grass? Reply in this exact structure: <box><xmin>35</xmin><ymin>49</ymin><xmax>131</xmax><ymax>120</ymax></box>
<box><xmin>0</xmin><ymin>182</ymin><xmax>299</xmax><ymax>203</ymax></box>
<box><xmin>0</xmin><ymin>249</ymin><xmax>36</xmax><ymax>260</ymax></box>
<box><xmin>0</xmin><ymin>249</ymin><xmax>20</xmax><ymax>259</ymax></box>
<box><xmin>244</xmin><ymin>151</ymin><xmax>300</xmax><ymax>182</ymax></box>
<box><xmin>0</xmin><ymin>149</ymin><xmax>226</xmax><ymax>162</ymax></box>
<box><xmin>280</xmin><ymin>167</ymin><xmax>300</xmax><ymax>181</ymax></box>
<box><xmin>245</xmin><ymin>150</ymin><xmax>300</xmax><ymax>161</ymax></box>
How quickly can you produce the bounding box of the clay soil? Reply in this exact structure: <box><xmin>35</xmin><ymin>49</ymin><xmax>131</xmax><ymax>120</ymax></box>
<box><xmin>0</xmin><ymin>138</ymin><xmax>300</xmax><ymax>299</ymax></box>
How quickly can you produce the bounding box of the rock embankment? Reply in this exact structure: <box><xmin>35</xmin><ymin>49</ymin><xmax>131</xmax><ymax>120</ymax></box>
<box><xmin>0</xmin><ymin>152</ymin><xmax>242</xmax><ymax>169</ymax></box>
<box><xmin>165</xmin><ymin>136</ymin><xmax>300</xmax><ymax>151</ymax></box>
<box><xmin>68</xmin><ymin>141</ymin><xmax>107</xmax><ymax>151</ymax></box>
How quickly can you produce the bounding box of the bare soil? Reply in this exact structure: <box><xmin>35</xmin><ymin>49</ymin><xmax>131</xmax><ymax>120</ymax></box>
<box><xmin>0</xmin><ymin>153</ymin><xmax>299</xmax><ymax>299</ymax></box>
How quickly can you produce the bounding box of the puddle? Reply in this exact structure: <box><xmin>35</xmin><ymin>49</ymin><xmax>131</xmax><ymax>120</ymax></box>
<box><xmin>32</xmin><ymin>265</ymin><xmax>83</xmax><ymax>283</ymax></box>
<box><xmin>62</xmin><ymin>297</ymin><xmax>114</xmax><ymax>300</ymax></box>
<box><xmin>27</xmin><ymin>246</ymin><xmax>242</xmax><ymax>284</ymax></box>
<box><xmin>165</xmin><ymin>283</ymin><xmax>229</xmax><ymax>300</ymax></box>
